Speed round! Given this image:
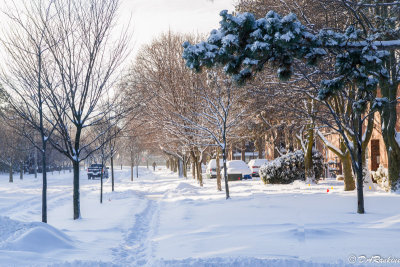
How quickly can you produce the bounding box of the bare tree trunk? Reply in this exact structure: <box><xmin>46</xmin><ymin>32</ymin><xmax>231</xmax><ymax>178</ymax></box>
<box><xmin>9</xmin><ymin>162</ymin><xmax>13</xmax><ymax>183</ymax></box>
<box><xmin>196</xmin><ymin>156</ymin><xmax>203</xmax><ymax>187</ymax></box>
<box><xmin>72</xmin><ymin>160</ymin><xmax>80</xmax><ymax>219</ymax></box>
<box><xmin>340</xmin><ymin>141</ymin><xmax>355</xmax><ymax>191</ymax></box>
<box><xmin>216</xmin><ymin>146</ymin><xmax>222</xmax><ymax>191</ymax></box>
<box><xmin>380</xmin><ymin>79</ymin><xmax>400</xmax><ymax>191</ymax></box>
<box><xmin>183</xmin><ymin>155</ymin><xmax>187</xmax><ymax>178</ymax></box>
<box><xmin>111</xmin><ymin>155</ymin><xmax>115</xmax><ymax>192</ymax></box>
<box><xmin>355</xmin><ymin>113</ymin><xmax>365</xmax><ymax>214</ymax></box>
<box><xmin>256</xmin><ymin>136</ymin><xmax>263</xmax><ymax>159</ymax></box>
<box><xmin>222</xmin><ymin>144</ymin><xmax>230</xmax><ymax>199</ymax></box>
<box><xmin>42</xmin><ymin>142</ymin><xmax>48</xmax><ymax>223</ymax></box>
<box><xmin>131</xmin><ymin>150</ymin><xmax>134</xmax><ymax>181</ymax></box>
<box><xmin>178</xmin><ymin>157</ymin><xmax>184</xmax><ymax>178</ymax></box>
<box><xmin>136</xmin><ymin>160</ymin><xmax>139</xmax><ymax>178</ymax></box>
<box><xmin>342</xmin><ymin>153</ymin><xmax>355</xmax><ymax>191</ymax></box>
<box><xmin>100</xmin><ymin>160</ymin><xmax>104</xmax><ymax>204</ymax></box>
<box><xmin>304</xmin><ymin>124</ymin><xmax>315</xmax><ymax>182</ymax></box>
<box><xmin>20</xmin><ymin>162</ymin><xmax>23</xmax><ymax>180</ymax></box>
<box><xmin>191</xmin><ymin>154</ymin><xmax>196</xmax><ymax>180</ymax></box>
<box><xmin>174</xmin><ymin>158</ymin><xmax>178</xmax><ymax>173</ymax></box>
<box><xmin>34</xmin><ymin>148</ymin><xmax>38</xmax><ymax>179</ymax></box>
<box><xmin>241</xmin><ymin>140</ymin><xmax>246</xmax><ymax>161</ymax></box>
<box><xmin>318</xmin><ymin>131</ymin><xmax>355</xmax><ymax>191</ymax></box>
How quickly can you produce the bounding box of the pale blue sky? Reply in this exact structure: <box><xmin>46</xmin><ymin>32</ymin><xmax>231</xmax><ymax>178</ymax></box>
<box><xmin>120</xmin><ymin>0</ymin><xmax>235</xmax><ymax>53</ymax></box>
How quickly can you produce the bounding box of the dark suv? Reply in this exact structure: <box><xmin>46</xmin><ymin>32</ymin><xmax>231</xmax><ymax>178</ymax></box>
<box><xmin>87</xmin><ymin>164</ymin><xmax>109</xmax><ymax>179</ymax></box>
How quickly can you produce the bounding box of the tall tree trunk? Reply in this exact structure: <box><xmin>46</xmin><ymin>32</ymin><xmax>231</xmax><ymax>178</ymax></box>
<box><xmin>136</xmin><ymin>160</ymin><xmax>139</xmax><ymax>178</ymax></box>
<box><xmin>318</xmin><ymin>131</ymin><xmax>355</xmax><ymax>191</ymax></box>
<box><xmin>131</xmin><ymin>150</ymin><xmax>134</xmax><ymax>181</ymax></box>
<box><xmin>9</xmin><ymin>162</ymin><xmax>13</xmax><ymax>183</ymax></box>
<box><xmin>241</xmin><ymin>140</ymin><xmax>246</xmax><ymax>161</ymax></box>
<box><xmin>20</xmin><ymin>162</ymin><xmax>23</xmax><ymax>180</ymax></box>
<box><xmin>111</xmin><ymin>155</ymin><xmax>115</xmax><ymax>192</ymax></box>
<box><xmin>41</xmin><ymin>142</ymin><xmax>47</xmax><ymax>223</ymax></box>
<box><xmin>377</xmin><ymin>0</ymin><xmax>400</xmax><ymax>192</ymax></box>
<box><xmin>34</xmin><ymin>147</ymin><xmax>38</xmax><ymax>179</ymax></box>
<box><xmin>191</xmin><ymin>153</ymin><xmax>196</xmax><ymax>180</ymax></box>
<box><xmin>355</xmin><ymin>113</ymin><xmax>365</xmax><ymax>214</ymax></box>
<box><xmin>380</xmin><ymin>81</ymin><xmax>400</xmax><ymax>191</ymax></box>
<box><xmin>256</xmin><ymin>136</ymin><xmax>263</xmax><ymax>159</ymax></box>
<box><xmin>178</xmin><ymin>157</ymin><xmax>184</xmax><ymax>178</ymax></box>
<box><xmin>222</xmin><ymin>144</ymin><xmax>230</xmax><ymax>199</ymax></box>
<box><xmin>304</xmin><ymin>124</ymin><xmax>315</xmax><ymax>182</ymax></box>
<box><xmin>183</xmin><ymin>156</ymin><xmax>187</xmax><ymax>178</ymax></box>
<box><xmin>216</xmin><ymin>146</ymin><xmax>222</xmax><ymax>191</ymax></box>
<box><xmin>100</xmin><ymin>160</ymin><xmax>104</xmax><ymax>204</ymax></box>
<box><xmin>173</xmin><ymin>158</ymin><xmax>177</xmax><ymax>173</ymax></box>
<box><xmin>72</xmin><ymin>160</ymin><xmax>80</xmax><ymax>220</ymax></box>
<box><xmin>342</xmin><ymin>151</ymin><xmax>355</xmax><ymax>191</ymax></box>
<box><xmin>196</xmin><ymin>158</ymin><xmax>203</xmax><ymax>187</ymax></box>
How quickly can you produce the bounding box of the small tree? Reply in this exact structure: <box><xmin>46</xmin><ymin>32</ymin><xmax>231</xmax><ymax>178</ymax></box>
<box><xmin>178</xmin><ymin>71</ymin><xmax>247</xmax><ymax>199</ymax></box>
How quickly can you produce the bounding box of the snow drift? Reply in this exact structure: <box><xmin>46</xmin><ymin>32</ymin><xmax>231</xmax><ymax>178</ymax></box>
<box><xmin>0</xmin><ymin>216</ymin><xmax>74</xmax><ymax>253</ymax></box>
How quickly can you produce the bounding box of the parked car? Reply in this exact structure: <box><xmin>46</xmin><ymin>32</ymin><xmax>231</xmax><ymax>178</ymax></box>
<box><xmin>87</xmin><ymin>164</ymin><xmax>109</xmax><ymax>179</ymax></box>
<box><xmin>248</xmin><ymin>159</ymin><xmax>269</xmax><ymax>177</ymax></box>
<box><xmin>222</xmin><ymin>160</ymin><xmax>252</xmax><ymax>181</ymax></box>
<box><xmin>206</xmin><ymin>159</ymin><xmax>223</xmax><ymax>179</ymax></box>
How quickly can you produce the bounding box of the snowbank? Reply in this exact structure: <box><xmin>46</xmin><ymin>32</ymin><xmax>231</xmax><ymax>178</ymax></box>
<box><xmin>0</xmin><ymin>216</ymin><xmax>74</xmax><ymax>253</ymax></box>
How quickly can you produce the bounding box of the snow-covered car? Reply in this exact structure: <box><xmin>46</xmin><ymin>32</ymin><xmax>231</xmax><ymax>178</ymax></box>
<box><xmin>222</xmin><ymin>160</ymin><xmax>252</xmax><ymax>181</ymax></box>
<box><xmin>248</xmin><ymin>159</ymin><xmax>269</xmax><ymax>177</ymax></box>
<box><xmin>87</xmin><ymin>164</ymin><xmax>109</xmax><ymax>179</ymax></box>
<box><xmin>206</xmin><ymin>159</ymin><xmax>223</xmax><ymax>179</ymax></box>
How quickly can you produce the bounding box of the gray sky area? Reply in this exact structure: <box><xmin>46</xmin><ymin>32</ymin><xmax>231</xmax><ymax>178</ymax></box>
<box><xmin>120</xmin><ymin>0</ymin><xmax>235</xmax><ymax>54</ymax></box>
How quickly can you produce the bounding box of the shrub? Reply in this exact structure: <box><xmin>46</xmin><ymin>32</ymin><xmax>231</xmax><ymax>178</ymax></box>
<box><xmin>312</xmin><ymin>150</ymin><xmax>324</xmax><ymax>182</ymax></box>
<box><xmin>371</xmin><ymin>164</ymin><xmax>390</xmax><ymax>191</ymax></box>
<box><xmin>259</xmin><ymin>150</ymin><xmax>323</xmax><ymax>184</ymax></box>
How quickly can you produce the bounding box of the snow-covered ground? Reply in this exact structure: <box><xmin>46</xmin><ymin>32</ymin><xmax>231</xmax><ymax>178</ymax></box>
<box><xmin>0</xmin><ymin>167</ymin><xmax>399</xmax><ymax>266</ymax></box>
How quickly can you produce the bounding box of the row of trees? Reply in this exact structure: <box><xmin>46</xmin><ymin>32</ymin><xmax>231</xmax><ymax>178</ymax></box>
<box><xmin>182</xmin><ymin>0</ymin><xmax>400</xmax><ymax>214</ymax></box>
<box><xmin>119</xmin><ymin>0</ymin><xmax>400</xmax><ymax>215</ymax></box>
<box><xmin>0</xmin><ymin>0</ymin><xmax>131</xmax><ymax>222</ymax></box>
<box><xmin>122</xmin><ymin>32</ymin><xmax>251</xmax><ymax>199</ymax></box>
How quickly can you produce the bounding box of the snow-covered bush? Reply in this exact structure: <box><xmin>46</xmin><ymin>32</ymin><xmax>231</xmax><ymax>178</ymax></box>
<box><xmin>371</xmin><ymin>164</ymin><xmax>390</xmax><ymax>191</ymax></box>
<box><xmin>312</xmin><ymin>150</ymin><xmax>324</xmax><ymax>182</ymax></box>
<box><xmin>259</xmin><ymin>150</ymin><xmax>323</xmax><ymax>184</ymax></box>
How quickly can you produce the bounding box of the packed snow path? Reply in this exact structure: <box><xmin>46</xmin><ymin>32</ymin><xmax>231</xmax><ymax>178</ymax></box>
<box><xmin>1</xmin><ymin>167</ymin><xmax>400</xmax><ymax>266</ymax></box>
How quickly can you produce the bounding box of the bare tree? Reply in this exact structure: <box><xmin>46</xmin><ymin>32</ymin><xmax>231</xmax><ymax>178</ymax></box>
<box><xmin>41</xmin><ymin>0</ymin><xmax>130</xmax><ymax>219</ymax></box>
<box><xmin>90</xmin><ymin>117</ymin><xmax>120</xmax><ymax>204</ymax></box>
<box><xmin>179</xmin><ymin>71</ymin><xmax>248</xmax><ymax>199</ymax></box>
<box><xmin>0</xmin><ymin>0</ymin><xmax>58</xmax><ymax>223</ymax></box>
<box><xmin>127</xmin><ymin>32</ymin><xmax>208</xmax><ymax>182</ymax></box>
<box><xmin>0</xmin><ymin>117</ymin><xmax>30</xmax><ymax>183</ymax></box>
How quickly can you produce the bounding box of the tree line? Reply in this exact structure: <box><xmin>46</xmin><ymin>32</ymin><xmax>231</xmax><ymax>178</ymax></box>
<box><xmin>122</xmin><ymin>0</ymin><xmax>400</xmax><ymax>214</ymax></box>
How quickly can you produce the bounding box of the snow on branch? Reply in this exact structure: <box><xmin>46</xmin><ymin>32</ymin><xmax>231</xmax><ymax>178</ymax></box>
<box><xmin>316</xmin><ymin>130</ymin><xmax>344</xmax><ymax>158</ymax></box>
<box><xmin>182</xmin><ymin>9</ymin><xmax>397</xmax><ymax>101</ymax></box>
